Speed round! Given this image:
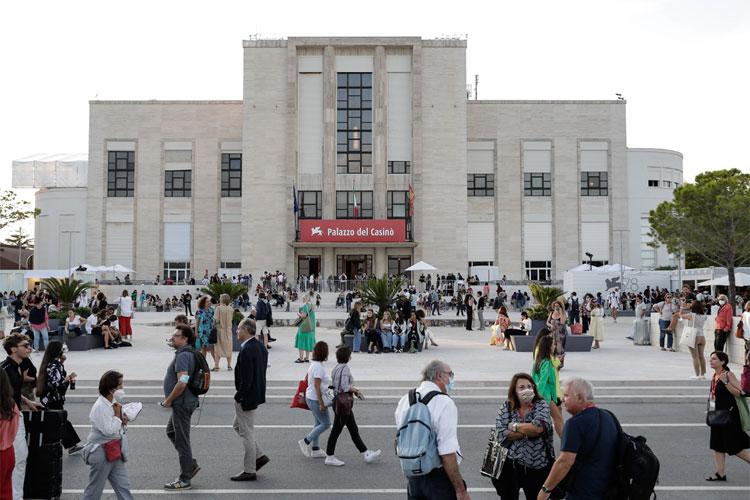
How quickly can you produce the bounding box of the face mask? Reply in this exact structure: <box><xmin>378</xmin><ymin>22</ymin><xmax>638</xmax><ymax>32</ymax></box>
<box><xmin>518</xmin><ymin>388</ymin><xmax>535</xmax><ymax>404</ymax></box>
<box><xmin>113</xmin><ymin>389</ymin><xmax>126</xmax><ymax>403</ymax></box>
<box><xmin>719</xmin><ymin>300</ymin><xmax>726</xmax><ymax>305</ymax></box>
<box><xmin>445</xmin><ymin>376</ymin><xmax>455</xmax><ymax>393</ymax></box>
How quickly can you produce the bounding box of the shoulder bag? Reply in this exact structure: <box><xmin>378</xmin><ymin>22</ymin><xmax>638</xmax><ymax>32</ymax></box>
<box><xmin>706</xmin><ymin>396</ymin><xmax>733</xmax><ymax>427</ymax></box>
<box><xmin>480</xmin><ymin>427</ymin><xmax>508</xmax><ymax>480</ymax></box>
<box><xmin>290</xmin><ymin>375</ymin><xmax>310</xmax><ymax>411</ymax></box>
<box><xmin>102</xmin><ymin>439</ymin><xmax>122</xmax><ymax>462</ymax></box>
<box><xmin>735</xmin><ymin>320</ymin><xmax>744</xmax><ymax>339</ymax></box>
<box><xmin>332</xmin><ymin>366</ymin><xmax>353</xmax><ymax>416</ymax></box>
<box><xmin>679</xmin><ymin>316</ymin><xmax>697</xmax><ymax>349</ymax></box>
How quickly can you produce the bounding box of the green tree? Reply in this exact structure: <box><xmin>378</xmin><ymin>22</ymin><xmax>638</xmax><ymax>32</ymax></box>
<box><xmin>649</xmin><ymin>168</ymin><xmax>750</xmax><ymax>307</ymax></box>
<box><xmin>40</xmin><ymin>277</ymin><xmax>93</xmax><ymax>309</ymax></box>
<box><xmin>201</xmin><ymin>282</ymin><xmax>248</xmax><ymax>301</ymax></box>
<box><xmin>357</xmin><ymin>274</ymin><xmax>406</xmax><ymax>318</ymax></box>
<box><xmin>4</xmin><ymin>227</ymin><xmax>33</xmax><ymax>249</ymax></box>
<box><xmin>0</xmin><ymin>190</ymin><xmax>40</xmax><ymax>232</ymax></box>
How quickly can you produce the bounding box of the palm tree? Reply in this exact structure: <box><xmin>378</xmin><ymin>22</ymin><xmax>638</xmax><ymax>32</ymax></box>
<box><xmin>40</xmin><ymin>277</ymin><xmax>93</xmax><ymax>309</ymax></box>
<box><xmin>357</xmin><ymin>274</ymin><xmax>406</xmax><ymax>317</ymax></box>
<box><xmin>201</xmin><ymin>282</ymin><xmax>248</xmax><ymax>301</ymax></box>
<box><xmin>525</xmin><ymin>283</ymin><xmax>565</xmax><ymax>320</ymax></box>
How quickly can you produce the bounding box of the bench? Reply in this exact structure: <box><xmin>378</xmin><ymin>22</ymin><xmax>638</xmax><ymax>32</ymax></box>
<box><xmin>513</xmin><ymin>334</ymin><xmax>593</xmax><ymax>352</ymax></box>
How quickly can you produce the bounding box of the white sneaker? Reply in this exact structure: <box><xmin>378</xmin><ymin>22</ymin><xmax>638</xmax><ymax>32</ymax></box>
<box><xmin>310</xmin><ymin>449</ymin><xmax>326</xmax><ymax>458</ymax></box>
<box><xmin>363</xmin><ymin>449</ymin><xmax>382</xmax><ymax>463</ymax></box>
<box><xmin>689</xmin><ymin>375</ymin><xmax>701</xmax><ymax>380</ymax></box>
<box><xmin>325</xmin><ymin>455</ymin><xmax>345</xmax><ymax>466</ymax></box>
<box><xmin>298</xmin><ymin>439</ymin><xmax>311</xmax><ymax>457</ymax></box>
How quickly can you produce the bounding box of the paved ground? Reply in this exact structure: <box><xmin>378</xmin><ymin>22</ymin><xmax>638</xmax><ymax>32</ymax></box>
<box><xmin>57</xmin><ymin>380</ymin><xmax>749</xmax><ymax>499</ymax></box>
<box><xmin>22</xmin><ymin>310</ymin><xmax>750</xmax><ymax>498</ymax></box>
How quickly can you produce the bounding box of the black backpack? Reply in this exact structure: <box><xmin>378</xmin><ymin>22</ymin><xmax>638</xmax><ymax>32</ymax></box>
<box><xmin>187</xmin><ymin>346</ymin><xmax>211</xmax><ymax>396</ymax></box>
<box><xmin>603</xmin><ymin>409</ymin><xmax>660</xmax><ymax>500</ymax></box>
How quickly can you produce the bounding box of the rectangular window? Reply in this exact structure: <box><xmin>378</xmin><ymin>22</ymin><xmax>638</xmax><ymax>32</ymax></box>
<box><xmin>661</xmin><ymin>180</ymin><xmax>672</xmax><ymax>188</ymax></box>
<box><xmin>107</xmin><ymin>151</ymin><xmax>135</xmax><ymax>197</ymax></box>
<box><xmin>163</xmin><ymin>261</ymin><xmax>191</xmax><ymax>282</ymax></box>
<box><xmin>337</xmin><ymin>72</ymin><xmax>373</xmax><ymax>174</ymax></box>
<box><xmin>164</xmin><ymin>170</ymin><xmax>192</xmax><ymax>197</ymax></box>
<box><xmin>221</xmin><ymin>153</ymin><xmax>242</xmax><ymax>197</ymax></box>
<box><xmin>388</xmin><ymin>161</ymin><xmax>411</xmax><ymax>174</ymax></box>
<box><xmin>468</xmin><ymin>174</ymin><xmax>495</xmax><ymax>197</ymax></box>
<box><xmin>525</xmin><ymin>260</ymin><xmax>551</xmax><ymax>281</ymax></box>
<box><xmin>387</xmin><ymin>191</ymin><xmax>408</xmax><ymax>218</ymax></box>
<box><xmin>388</xmin><ymin>256</ymin><xmax>412</xmax><ymax>277</ymax></box>
<box><xmin>648</xmin><ymin>179</ymin><xmax>659</xmax><ymax>187</ymax></box>
<box><xmin>580</xmin><ymin>171</ymin><xmax>608</xmax><ymax>196</ymax></box>
<box><xmin>468</xmin><ymin>261</ymin><xmax>494</xmax><ymax>267</ymax></box>
<box><xmin>523</xmin><ymin>173</ymin><xmax>551</xmax><ymax>196</ymax></box>
<box><xmin>299</xmin><ymin>191</ymin><xmax>322</xmax><ymax>219</ymax></box>
<box><xmin>220</xmin><ymin>261</ymin><xmax>241</xmax><ymax>269</ymax></box>
<box><xmin>335</xmin><ymin>191</ymin><xmax>373</xmax><ymax>219</ymax></box>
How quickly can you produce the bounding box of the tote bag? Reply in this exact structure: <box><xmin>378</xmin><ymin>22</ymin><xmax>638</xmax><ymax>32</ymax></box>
<box><xmin>290</xmin><ymin>375</ymin><xmax>310</xmax><ymax>410</ymax></box>
<box><xmin>680</xmin><ymin>317</ymin><xmax>697</xmax><ymax>349</ymax></box>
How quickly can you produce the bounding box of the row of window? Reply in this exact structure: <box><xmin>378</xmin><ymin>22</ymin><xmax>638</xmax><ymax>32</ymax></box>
<box><xmin>467</xmin><ymin>172</ymin><xmax>609</xmax><ymax>197</ymax></box>
<box><xmin>296</xmin><ymin>190</ymin><xmax>410</xmax><ymax>219</ymax></box>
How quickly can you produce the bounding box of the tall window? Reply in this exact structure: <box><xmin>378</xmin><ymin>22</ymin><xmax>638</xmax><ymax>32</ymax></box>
<box><xmin>640</xmin><ymin>216</ymin><xmax>656</xmax><ymax>270</ymax></box>
<box><xmin>337</xmin><ymin>72</ymin><xmax>373</xmax><ymax>174</ymax></box>
<box><xmin>525</xmin><ymin>260</ymin><xmax>551</xmax><ymax>281</ymax></box>
<box><xmin>164</xmin><ymin>170</ymin><xmax>192</xmax><ymax>197</ymax></box>
<box><xmin>524</xmin><ymin>173</ymin><xmax>551</xmax><ymax>197</ymax></box>
<box><xmin>299</xmin><ymin>191</ymin><xmax>322</xmax><ymax>219</ymax></box>
<box><xmin>107</xmin><ymin>151</ymin><xmax>135</xmax><ymax>197</ymax></box>
<box><xmin>163</xmin><ymin>262</ymin><xmax>190</xmax><ymax>282</ymax></box>
<box><xmin>467</xmin><ymin>174</ymin><xmax>495</xmax><ymax>197</ymax></box>
<box><xmin>580</xmin><ymin>171</ymin><xmax>608</xmax><ymax>196</ymax></box>
<box><xmin>387</xmin><ymin>191</ymin><xmax>408</xmax><ymax>218</ymax></box>
<box><xmin>388</xmin><ymin>256</ymin><xmax>411</xmax><ymax>277</ymax></box>
<box><xmin>221</xmin><ymin>153</ymin><xmax>242</xmax><ymax>197</ymax></box>
<box><xmin>336</xmin><ymin>191</ymin><xmax>373</xmax><ymax>219</ymax></box>
<box><xmin>388</xmin><ymin>161</ymin><xmax>411</xmax><ymax>174</ymax></box>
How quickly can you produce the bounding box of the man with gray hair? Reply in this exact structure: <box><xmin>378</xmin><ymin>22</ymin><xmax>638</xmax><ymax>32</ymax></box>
<box><xmin>230</xmin><ymin>318</ymin><xmax>269</xmax><ymax>481</ymax></box>
<box><xmin>395</xmin><ymin>360</ymin><xmax>470</xmax><ymax>500</ymax></box>
<box><xmin>537</xmin><ymin>377</ymin><xmax>618</xmax><ymax>500</ymax></box>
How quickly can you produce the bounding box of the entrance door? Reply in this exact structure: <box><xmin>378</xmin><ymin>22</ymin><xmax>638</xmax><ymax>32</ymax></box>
<box><xmin>337</xmin><ymin>255</ymin><xmax>372</xmax><ymax>289</ymax></box>
<box><xmin>298</xmin><ymin>256</ymin><xmax>321</xmax><ymax>278</ymax></box>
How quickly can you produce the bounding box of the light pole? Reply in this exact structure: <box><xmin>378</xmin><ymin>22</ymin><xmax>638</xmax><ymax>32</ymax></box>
<box><xmin>60</xmin><ymin>230</ymin><xmax>80</xmax><ymax>277</ymax></box>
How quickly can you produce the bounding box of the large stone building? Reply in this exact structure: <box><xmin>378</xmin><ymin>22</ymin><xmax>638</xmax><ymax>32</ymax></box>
<box><xmin>13</xmin><ymin>36</ymin><xmax>682</xmax><ymax>281</ymax></box>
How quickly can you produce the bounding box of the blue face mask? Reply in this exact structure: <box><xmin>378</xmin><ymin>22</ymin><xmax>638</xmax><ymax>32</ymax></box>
<box><xmin>445</xmin><ymin>376</ymin><xmax>455</xmax><ymax>393</ymax></box>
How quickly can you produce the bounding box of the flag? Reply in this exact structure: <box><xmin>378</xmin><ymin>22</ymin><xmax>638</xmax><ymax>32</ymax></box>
<box><xmin>293</xmin><ymin>184</ymin><xmax>299</xmax><ymax>214</ymax></box>
<box><xmin>408</xmin><ymin>183</ymin><xmax>415</xmax><ymax>217</ymax></box>
<box><xmin>353</xmin><ymin>187</ymin><xmax>359</xmax><ymax>218</ymax></box>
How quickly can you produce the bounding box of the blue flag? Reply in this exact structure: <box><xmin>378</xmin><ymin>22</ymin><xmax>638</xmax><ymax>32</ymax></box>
<box><xmin>293</xmin><ymin>184</ymin><xmax>299</xmax><ymax>214</ymax></box>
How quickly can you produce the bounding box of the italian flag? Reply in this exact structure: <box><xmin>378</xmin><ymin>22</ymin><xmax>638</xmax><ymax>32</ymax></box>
<box><xmin>352</xmin><ymin>184</ymin><xmax>359</xmax><ymax>218</ymax></box>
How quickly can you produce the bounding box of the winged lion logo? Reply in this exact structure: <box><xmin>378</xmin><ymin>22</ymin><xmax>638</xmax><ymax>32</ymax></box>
<box><xmin>311</xmin><ymin>226</ymin><xmax>323</xmax><ymax>236</ymax></box>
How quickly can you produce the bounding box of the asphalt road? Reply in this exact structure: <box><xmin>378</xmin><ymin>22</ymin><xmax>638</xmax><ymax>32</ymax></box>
<box><xmin>49</xmin><ymin>380</ymin><xmax>750</xmax><ymax>499</ymax></box>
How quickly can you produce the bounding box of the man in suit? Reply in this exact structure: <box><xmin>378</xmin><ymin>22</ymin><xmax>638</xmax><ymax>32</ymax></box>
<box><xmin>230</xmin><ymin>319</ymin><xmax>269</xmax><ymax>481</ymax></box>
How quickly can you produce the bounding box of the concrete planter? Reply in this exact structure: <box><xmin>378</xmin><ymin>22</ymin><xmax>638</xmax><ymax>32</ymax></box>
<box><xmin>66</xmin><ymin>333</ymin><xmax>104</xmax><ymax>351</ymax></box>
<box><xmin>512</xmin><ymin>335</ymin><xmax>536</xmax><ymax>352</ymax></box>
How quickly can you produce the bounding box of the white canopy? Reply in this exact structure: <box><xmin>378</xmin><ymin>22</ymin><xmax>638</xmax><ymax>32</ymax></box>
<box><xmin>24</xmin><ymin>269</ymin><xmax>70</xmax><ymax>279</ymax></box>
<box><xmin>109</xmin><ymin>264</ymin><xmax>135</xmax><ymax>274</ymax></box>
<box><xmin>405</xmin><ymin>261</ymin><xmax>438</xmax><ymax>272</ymax></box>
<box><xmin>568</xmin><ymin>264</ymin><xmax>600</xmax><ymax>272</ymax></box>
<box><xmin>698</xmin><ymin>273</ymin><xmax>750</xmax><ymax>287</ymax></box>
<box><xmin>597</xmin><ymin>263</ymin><xmax>635</xmax><ymax>273</ymax></box>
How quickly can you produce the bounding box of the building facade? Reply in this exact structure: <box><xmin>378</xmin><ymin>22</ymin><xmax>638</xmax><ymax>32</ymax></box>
<box><xmin>15</xmin><ymin>36</ymin><xmax>682</xmax><ymax>281</ymax></box>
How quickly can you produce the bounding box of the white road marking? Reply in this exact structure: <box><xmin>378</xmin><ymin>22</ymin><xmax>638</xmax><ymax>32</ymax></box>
<box><xmin>60</xmin><ymin>486</ymin><xmax>750</xmax><ymax>495</ymax></box>
<box><xmin>64</xmin><ymin>394</ymin><xmax>706</xmax><ymax>400</ymax></box>
<box><xmin>73</xmin><ymin>385</ymin><xmax>708</xmax><ymax>391</ymax></box>
<box><xmin>72</xmin><ymin>423</ymin><xmax>705</xmax><ymax>429</ymax></box>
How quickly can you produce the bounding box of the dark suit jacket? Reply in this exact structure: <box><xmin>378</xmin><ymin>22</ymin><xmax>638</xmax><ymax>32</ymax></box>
<box><xmin>234</xmin><ymin>337</ymin><xmax>268</xmax><ymax>411</ymax></box>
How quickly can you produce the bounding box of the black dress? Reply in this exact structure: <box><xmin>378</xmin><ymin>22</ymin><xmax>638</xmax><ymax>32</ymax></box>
<box><xmin>710</xmin><ymin>377</ymin><xmax>750</xmax><ymax>455</ymax></box>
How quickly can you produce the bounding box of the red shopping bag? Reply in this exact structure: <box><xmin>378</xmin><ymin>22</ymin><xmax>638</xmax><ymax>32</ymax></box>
<box><xmin>290</xmin><ymin>375</ymin><xmax>310</xmax><ymax>410</ymax></box>
<box><xmin>571</xmin><ymin>323</ymin><xmax>583</xmax><ymax>335</ymax></box>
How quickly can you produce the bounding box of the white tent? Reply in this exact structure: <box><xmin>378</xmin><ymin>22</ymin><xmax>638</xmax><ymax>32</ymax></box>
<box><xmin>405</xmin><ymin>261</ymin><xmax>438</xmax><ymax>272</ymax></box>
<box><xmin>567</xmin><ymin>264</ymin><xmax>600</xmax><ymax>272</ymax></box>
<box><xmin>597</xmin><ymin>263</ymin><xmax>635</xmax><ymax>273</ymax></box>
<box><xmin>697</xmin><ymin>273</ymin><xmax>750</xmax><ymax>287</ymax></box>
<box><xmin>110</xmin><ymin>264</ymin><xmax>135</xmax><ymax>274</ymax></box>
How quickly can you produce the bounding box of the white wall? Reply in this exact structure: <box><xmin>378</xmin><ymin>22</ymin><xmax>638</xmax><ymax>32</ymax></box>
<box><xmin>626</xmin><ymin>149</ymin><xmax>683</xmax><ymax>270</ymax></box>
<box><xmin>34</xmin><ymin>187</ymin><xmax>87</xmax><ymax>270</ymax></box>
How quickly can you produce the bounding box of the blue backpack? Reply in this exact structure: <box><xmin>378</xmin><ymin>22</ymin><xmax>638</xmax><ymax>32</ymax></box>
<box><xmin>396</xmin><ymin>389</ymin><xmax>448</xmax><ymax>476</ymax></box>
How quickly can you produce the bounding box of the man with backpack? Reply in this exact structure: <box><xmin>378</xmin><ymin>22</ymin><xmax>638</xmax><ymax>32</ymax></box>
<box><xmin>537</xmin><ymin>377</ymin><xmax>659</xmax><ymax>500</ymax></box>
<box><xmin>161</xmin><ymin>324</ymin><xmax>201</xmax><ymax>490</ymax></box>
<box><xmin>395</xmin><ymin>360</ymin><xmax>470</xmax><ymax>500</ymax></box>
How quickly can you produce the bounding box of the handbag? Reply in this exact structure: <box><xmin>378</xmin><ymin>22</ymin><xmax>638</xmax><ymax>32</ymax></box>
<box><xmin>705</xmin><ymin>397</ymin><xmax>733</xmax><ymax>427</ymax></box>
<box><xmin>736</xmin><ymin>320</ymin><xmax>745</xmax><ymax>339</ymax></box>
<box><xmin>102</xmin><ymin>439</ymin><xmax>122</xmax><ymax>462</ymax></box>
<box><xmin>479</xmin><ymin>427</ymin><xmax>508</xmax><ymax>479</ymax></box>
<box><xmin>208</xmin><ymin>326</ymin><xmax>217</xmax><ymax>345</ymax></box>
<box><xmin>321</xmin><ymin>386</ymin><xmax>335</xmax><ymax>408</ymax></box>
<box><xmin>489</xmin><ymin>325</ymin><xmax>499</xmax><ymax>346</ymax></box>
<box><xmin>290</xmin><ymin>375</ymin><xmax>310</xmax><ymax>410</ymax></box>
<box><xmin>679</xmin><ymin>317</ymin><xmax>697</xmax><ymax>349</ymax></box>
<box><xmin>332</xmin><ymin>367</ymin><xmax>353</xmax><ymax>416</ymax></box>
<box><xmin>300</xmin><ymin>314</ymin><xmax>313</xmax><ymax>332</ymax></box>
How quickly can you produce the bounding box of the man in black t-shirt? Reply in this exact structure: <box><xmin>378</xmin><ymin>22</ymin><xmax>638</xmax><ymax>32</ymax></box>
<box><xmin>477</xmin><ymin>292</ymin><xmax>486</xmax><ymax>331</ymax></box>
<box><xmin>537</xmin><ymin>377</ymin><xmax>618</xmax><ymax>500</ymax></box>
<box><xmin>182</xmin><ymin>291</ymin><xmax>193</xmax><ymax>316</ymax></box>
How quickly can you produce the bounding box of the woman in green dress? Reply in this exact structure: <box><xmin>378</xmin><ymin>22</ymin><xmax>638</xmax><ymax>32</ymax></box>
<box><xmin>531</xmin><ymin>335</ymin><xmax>563</xmax><ymax>438</ymax></box>
<box><xmin>294</xmin><ymin>294</ymin><xmax>316</xmax><ymax>363</ymax></box>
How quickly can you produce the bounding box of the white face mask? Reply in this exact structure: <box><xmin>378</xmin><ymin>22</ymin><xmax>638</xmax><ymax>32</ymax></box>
<box><xmin>719</xmin><ymin>300</ymin><xmax>726</xmax><ymax>305</ymax></box>
<box><xmin>517</xmin><ymin>388</ymin><xmax>535</xmax><ymax>404</ymax></box>
<box><xmin>113</xmin><ymin>389</ymin><xmax>126</xmax><ymax>403</ymax></box>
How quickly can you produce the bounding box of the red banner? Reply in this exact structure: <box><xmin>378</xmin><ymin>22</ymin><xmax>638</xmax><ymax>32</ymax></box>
<box><xmin>299</xmin><ymin>219</ymin><xmax>406</xmax><ymax>243</ymax></box>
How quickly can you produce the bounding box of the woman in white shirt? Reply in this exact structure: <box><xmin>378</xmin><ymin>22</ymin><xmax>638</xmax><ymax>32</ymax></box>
<box><xmin>82</xmin><ymin>370</ymin><xmax>133</xmax><ymax>500</ymax></box>
<box><xmin>520</xmin><ymin>311</ymin><xmax>533</xmax><ymax>333</ymax></box>
<box><xmin>298</xmin><ymin>341</ymin><xmax>331</xmax><ymax>459</ymax></box>
<box><xmin>65</xmin><ymin>310</ymin><xmax>83</xmax><ymax>335</ymax></box>
<box><xmin>111</xmin><ymin>290</ymin><xmax>134</xmax><ymax>341</ymax></box>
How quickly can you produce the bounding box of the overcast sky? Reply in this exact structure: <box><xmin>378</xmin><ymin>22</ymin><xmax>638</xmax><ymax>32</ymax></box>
<box><xmin>1</xmin><ymin>0</ymin><xmax>748</xmax><ymax>237</ymax></box>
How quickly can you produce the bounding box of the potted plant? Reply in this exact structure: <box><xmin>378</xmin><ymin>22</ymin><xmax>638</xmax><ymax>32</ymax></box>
<box><xmin>201</xmin><ymin>282</ymin><xmax>248</xmax><ymax>302</ymax></box>
<box><xmin>524</xmin><ymin>283</ymin><xmax>565</xmax><ymax>336</ymax></box>
<box><xmin>356</xmin><ymin>274</ymin><xmax>405</xmax><ymax>318</ymax></box>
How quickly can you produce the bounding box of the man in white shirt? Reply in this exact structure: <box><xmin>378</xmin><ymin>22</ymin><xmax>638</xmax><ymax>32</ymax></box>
<box><xmin>111</xmin><ymin>290</ymin><xmax>134</xmax><ymax>341</ymax></box>
<box><xmin>395</xmin><ymin>360</ymin><xmax>470</xmax><ymax>500</ymax></box>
